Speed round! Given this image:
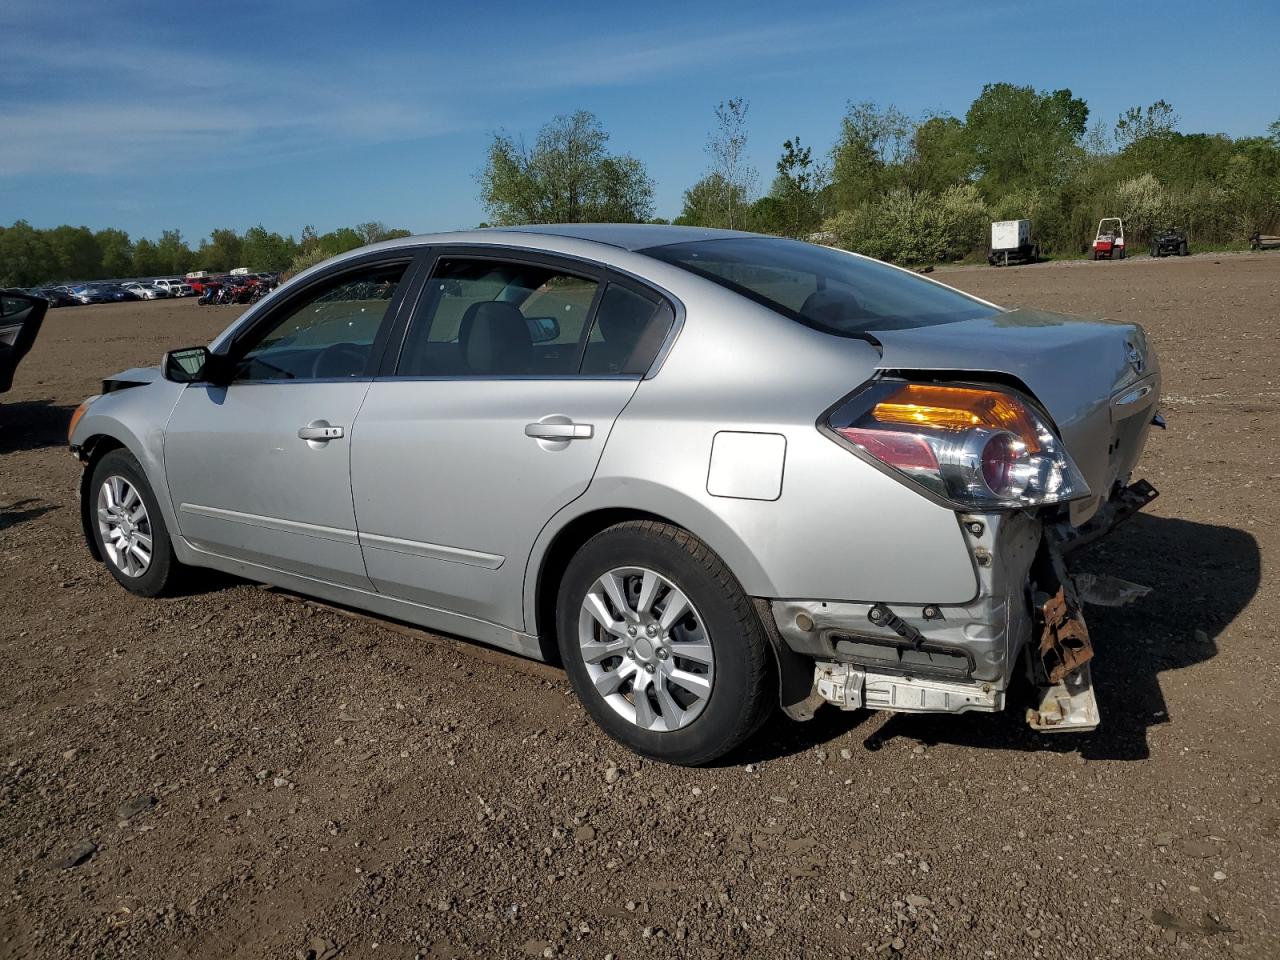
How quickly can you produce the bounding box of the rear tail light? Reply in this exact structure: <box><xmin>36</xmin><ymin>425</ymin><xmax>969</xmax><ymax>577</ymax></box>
<box><xmin>826</xmin><ymin>381</ymin><xmax>1089</xmax><ymax>509</ymax></box>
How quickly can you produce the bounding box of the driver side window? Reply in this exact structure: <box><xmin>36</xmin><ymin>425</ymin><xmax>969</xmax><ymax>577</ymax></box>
<box><xmin>234</xmin><ymin>262</ymin><xmax>407</xmax><ymax>381</ymax></box>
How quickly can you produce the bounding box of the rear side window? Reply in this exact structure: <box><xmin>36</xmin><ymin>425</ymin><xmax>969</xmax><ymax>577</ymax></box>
<box><xmin>397</xmin><ymin>259</ymin><xmax>599</xmax><ymax>377</ymax></box>
<box><xmin>581</xmin><ymin>283</ymin><xmax>674</xmax><ymax>375</ymax></box>
<box><xmin>642</xmin><ymin>236</ymin><xmax>996</xmax><ymax>336</ymax></box>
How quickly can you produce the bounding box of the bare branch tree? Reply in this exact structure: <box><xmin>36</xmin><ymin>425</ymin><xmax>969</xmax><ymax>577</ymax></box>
<box><xmin>707</xmin><ymin>98</ymin><xmax>757</xmax><ymax>229</ymax></box>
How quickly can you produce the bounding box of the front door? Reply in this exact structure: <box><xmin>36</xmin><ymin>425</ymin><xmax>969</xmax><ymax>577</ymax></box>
<box><xmin>350</xmin><ymin>252</ymin><xmax>675</xmax><ymax>630</ymax></box>
<box><xmin>163</xmin><ymin>258</ymin><xmax>413</xmax><ymax>588</ymax></box>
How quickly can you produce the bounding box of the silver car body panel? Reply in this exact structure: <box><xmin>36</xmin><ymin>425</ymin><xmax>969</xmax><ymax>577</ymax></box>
<box><xmin>164</xmin><ymin>380</ymin><xmax>376</xmax><ymax>589</ymax></box>
<box><xmin>351</xmin><ymin>376</ymin><xmax>641</xmax><ymax>630</ymax></box>
<box><xmin>69</xmin><ymin>226</ymin><xmax>1159</xmax><ymax>713</ymax></box>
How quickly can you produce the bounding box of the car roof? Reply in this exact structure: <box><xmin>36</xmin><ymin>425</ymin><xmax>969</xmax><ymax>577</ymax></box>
<box><xmin>484</xmin><ymin>223</ymin><xmax>758</xmax><ymax>251</ymax></box>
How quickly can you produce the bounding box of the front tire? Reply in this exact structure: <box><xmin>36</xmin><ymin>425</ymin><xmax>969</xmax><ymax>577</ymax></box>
<box><xmin>556</xmin><ymin>521</ymin><xmax>773</xmax><ymax>765</ymax></box>
<box><xmin>88</xmin><ymin>449</ymin><xmax>185</xmax><ymax>597</ymax></box>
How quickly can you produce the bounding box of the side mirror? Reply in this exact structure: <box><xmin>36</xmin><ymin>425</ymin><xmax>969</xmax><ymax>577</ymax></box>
<box><xmin>162</xmin><ymin>346</ymin><xmax>217</xmax><ymax>383</ymax></box>
<box><xmin>526</xmin><ymin>315</ymin><xmax>561</xmax><ymax>344</ymax></box>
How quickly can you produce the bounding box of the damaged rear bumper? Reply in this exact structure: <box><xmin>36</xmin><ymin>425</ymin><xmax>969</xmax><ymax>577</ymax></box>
<box><xmin>766</xmin><ymin>480</ymin><xmax>1159</xmax><ymax>731</ymax></box>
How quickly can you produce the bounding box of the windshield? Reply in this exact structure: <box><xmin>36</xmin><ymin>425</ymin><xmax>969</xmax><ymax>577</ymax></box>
<box><xmin>641</xmin><ymin>236</ymin><xmax>998</xmax><ymax>336</ymax></box>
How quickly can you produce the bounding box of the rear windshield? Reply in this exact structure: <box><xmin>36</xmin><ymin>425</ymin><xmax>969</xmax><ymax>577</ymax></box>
<box><xmin>641</xmin><ymin>237</ymin><xmax>998</xmax><ymax>336</ymax></box>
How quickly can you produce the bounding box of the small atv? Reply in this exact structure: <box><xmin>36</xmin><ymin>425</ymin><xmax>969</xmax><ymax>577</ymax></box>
<box><xmin>1150</xmin><ymin>228</ymin><xmax>1189</xmax><ymax>258</ymax></box>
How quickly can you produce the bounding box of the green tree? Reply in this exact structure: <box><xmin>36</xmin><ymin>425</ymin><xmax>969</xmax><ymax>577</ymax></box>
<box><xmin>831</xmin><ymin>101</ymin><xmax>911</xmax><ymax>208</ymax></box>
<box><xmin>765</xmin><ymin>137</ymin><xmax>826</xmax><ymax>237</ymax></box>
<box><xmin>315</xmin><ymin>227</ymin><xmax>366</xmax><ymax>256</ymax></box>
<box><xmin>46</xmin><ymin>225</ymin><xmax>102</xmax><ymax>280</ymax></box>
<box><xmin>155</xmin><ymin>229</ymin><xmax>194</xmax><ymax>275</ymax></box>
<box><xmin>197</xmin><ymin>228</ymin><xmax>243</xmax><ymax>272</ymax></box>
<box><xmin>478</xmin><ymin>111</ymin><xmax>655</xmax><ymax>224</ymax></box>
<box><xmin>96</xmin><ymin>228</ymin><xmax>133</xmax><ymax>277</ymax></box>
<box><xmin>0</xmin><ymin>221</ymin><xmax>55</xmax><ymax>286</ymax></box>
<box><xmin>906</xmin><ymin>114</ymin><xmax>972</xmax><ymax>193</ymax></box>
<box><xmin>675</xmin><ymin>173</ymin><xmax>748</xmax><ymax>227</ymax></box>
<box><xmin>354</xmin><ymin>222</ymin><xmax>412</xmax><ymax>245</ymax></box>
<box><xmin>964</xmin><ymin>83</ymin><xmax>1088</xmax><ymax>192</ymax></box>
<box><xmin>241</xmin><ymin>225</ymin><xmax>300</xmax><ymax>271</ymax></box>
<box><xmin>1115</xmin><ymin>100</ymin><xmax>1179</xmax><ymax>150</ymax></box>
<box><xmin>132</xmin><ymin>237</ymin><xmax>162</xmax><ymax>276</ymax></box>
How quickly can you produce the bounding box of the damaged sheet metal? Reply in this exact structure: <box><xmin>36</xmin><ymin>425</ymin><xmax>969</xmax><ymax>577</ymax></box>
<box><xmin>1055</xmin><ymin>478</ymin><xmax>1159</xmax><ymax>554</ymax></box>
<box><xmin>1027</xmin><ymin>662</ymin><xmax>1100</xmax><ymax>732</ymax></box>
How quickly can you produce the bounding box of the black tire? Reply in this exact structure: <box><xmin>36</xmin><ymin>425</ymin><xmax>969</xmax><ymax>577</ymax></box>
<box><xmin>88</xmin><ymin>449</ymin><xmax>185</xmax><ymax>597</ymax></box>
<box><xmin>556</xmin><ymin>520</ymin><xmax>774</xmax><ymax>765</ymax></box>
<box><xmin>1180</xmin><ymin>241</ymin><xmax>1189</xmax><ymax>256</ymax></box>
<box><xmin>1151</xmin><ymin>244</ymin><xmax>1159</xmax><ymax>258</ymax></box>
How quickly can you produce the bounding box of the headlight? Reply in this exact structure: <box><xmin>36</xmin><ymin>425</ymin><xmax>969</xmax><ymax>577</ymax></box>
<box><xmin>825</xmin><ymin>381</ymin><xmax>1089</xmax><ymax>509</ymax></box>
<box><xmin>68</xmin><ymin>396</ymin><xmax>98</xmax><ymax>444</ymax></box>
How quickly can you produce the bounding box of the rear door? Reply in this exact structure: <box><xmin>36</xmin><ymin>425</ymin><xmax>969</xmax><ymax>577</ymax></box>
<box><xmin>350</xmin><ymin>248</ymin><xmax>676</xmax><ymax>630</ymax></box>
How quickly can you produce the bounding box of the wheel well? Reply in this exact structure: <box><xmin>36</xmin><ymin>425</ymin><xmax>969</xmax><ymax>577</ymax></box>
<box><xmin>533</xmin><ymin>507</ymin><xmax>683</xmax><ymax>663</ymax></box>
<box><xmin>77</xmin><ymin>435</ymin><xmax>127</xmax><ymax>562</ymax></box>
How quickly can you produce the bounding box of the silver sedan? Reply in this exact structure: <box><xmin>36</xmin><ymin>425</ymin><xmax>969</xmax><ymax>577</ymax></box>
<box><xmin>68</xmin><ymin>225</ymin><xmax>1162</xmax><ymax>764</ymax></box>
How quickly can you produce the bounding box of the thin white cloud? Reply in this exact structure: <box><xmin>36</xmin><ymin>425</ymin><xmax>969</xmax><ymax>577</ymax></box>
<box><xmin>0</xmin><ymin>7</ymin><xmax>935</xmax><ymax>178</ymax></box>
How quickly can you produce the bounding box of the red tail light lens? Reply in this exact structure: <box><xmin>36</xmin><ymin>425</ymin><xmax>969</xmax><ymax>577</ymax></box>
<box><xmin>836</xmin><ymin>428</ymin><xmax>938</xmax><ymax>472</ymax></box>
<box><xmin>825</xmin><ymin>381</ymin><xmax>1089</xmax><ymax>509</ymax></box>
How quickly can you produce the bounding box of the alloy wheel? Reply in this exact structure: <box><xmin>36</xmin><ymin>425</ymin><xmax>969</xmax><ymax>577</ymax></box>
<box><xmin>577</xmin><ymin>566</ymin><xmax>715</xmax><ymax>732</ymax></box>
<box><xmin>96</xmin><ymin>475</ymin><xmax>153</xmax><ymax>577</ymax></box>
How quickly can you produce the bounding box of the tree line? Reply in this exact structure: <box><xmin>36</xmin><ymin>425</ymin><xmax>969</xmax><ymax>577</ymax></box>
<box><xmin>6</xmin><ymin>82</ymin><xmax>1278</xmax><ymax>287</ymax></box>
<box><xmin>479</xmin><ymin>85</ymin><xmax>1280</xmax><ymax>264</ymax></box>
<box><xmin>0</xmin><ymin>220</ymin><xmax>412</xmax><ymax>288</ymax></box>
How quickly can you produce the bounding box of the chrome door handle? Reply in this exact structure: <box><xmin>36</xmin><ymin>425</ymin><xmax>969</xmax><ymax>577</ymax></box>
<box><xmin>298</xmin><ymin>423</ymin><xmax>344</xmax><ymax>441</ymax></box>
<box><xmin>524</xmin><ymin>422</ymin><xmax>593</xmax><ymax>440</ymax></box>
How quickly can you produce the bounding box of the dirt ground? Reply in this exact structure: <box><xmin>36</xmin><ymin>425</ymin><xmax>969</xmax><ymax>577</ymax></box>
<box><xmin>1</xmin><ymin>253</ymin><xmax>1278</xmax><ymax>960</ymax></box>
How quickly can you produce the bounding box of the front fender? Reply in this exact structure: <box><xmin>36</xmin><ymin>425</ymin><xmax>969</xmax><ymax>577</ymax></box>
<box><xmin>71</xmin><ymin>379</ymin><xmax>186</xmax><ymax>546</ymax></box>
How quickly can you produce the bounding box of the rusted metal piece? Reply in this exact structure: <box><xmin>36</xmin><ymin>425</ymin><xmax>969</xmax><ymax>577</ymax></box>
<box><xmin>1038</xmin><ymin>585</ymin><xmax>1093</xmax><ymax>683</ymax></box>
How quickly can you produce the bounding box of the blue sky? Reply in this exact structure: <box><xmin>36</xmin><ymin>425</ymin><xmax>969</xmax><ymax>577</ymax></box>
<box><xmin>2</xmin><ymin>0</ymin><xmax>1275</xmax><ymax>242</ymax></box>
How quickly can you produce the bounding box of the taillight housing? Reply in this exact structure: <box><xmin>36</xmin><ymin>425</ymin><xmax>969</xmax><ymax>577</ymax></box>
<box><xmin>825</xmin><ymin>380</ymin><xmax>1089</xmax><ymax>509</ymax></box>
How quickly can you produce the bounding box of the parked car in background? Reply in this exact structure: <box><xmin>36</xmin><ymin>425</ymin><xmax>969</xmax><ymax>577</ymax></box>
<box><xmin>124</xmin><ymin>282</ymin><xmax>165</xmax><ymax>300</ymax></box>
<box><xmin>70</xmin><ymin>284</ymin><xmax>126</xmax><ymax>304</ymax></box>
<box><xmin>31</xmin><ymin>287</ymin><xmax>78</xmax><ymax>308</ymax></box>
<box><xmin>68</xmin><ymin>225</ymin><xmax>1163</xmax><ymax>765</ymax></box>
<box><xmin>1</xmin><ymin>291</ymin><xmax>47</xmax><ymax>394</ymax></box>
<box><xmin>175</xmin><ymin>283</ymin><xmax>195</xmax><ymax>297</ymax></box>
<box><xmin>151</xmin><ymin>279</ymin><xmax>186</xmax><ymax>297</ymax></box>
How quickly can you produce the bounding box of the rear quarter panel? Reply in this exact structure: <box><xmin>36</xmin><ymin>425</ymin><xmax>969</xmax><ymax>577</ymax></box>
<box><xmin>524</xmin><ymin>281</ymin><xmax>979</xmax><ymax>628</ymax></box>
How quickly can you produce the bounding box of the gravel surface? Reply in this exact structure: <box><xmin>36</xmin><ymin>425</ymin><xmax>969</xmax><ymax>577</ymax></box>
<box><xmin>2</xmin><ymin>254</ymin><xmax>1278</xmax><ymax>959</ymax></box>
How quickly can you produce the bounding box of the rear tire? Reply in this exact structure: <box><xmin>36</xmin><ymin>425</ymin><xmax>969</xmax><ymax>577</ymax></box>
<box><xmin>88</xmin><ymin>449</ymin><xmax>186</xmax><ymax>597</ymax></box>
<box><xmin>556</xmin><ymin>521</ymin><xmax>774</xmax><ymax>765</ymax></box>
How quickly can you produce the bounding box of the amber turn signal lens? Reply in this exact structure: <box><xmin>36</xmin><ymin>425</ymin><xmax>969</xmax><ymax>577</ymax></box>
<box><xmin>67</xmin><ymin>397</ymin><xmax>94</xmax><ymax>445</ymax></box>
<box><xmin>871</xmin><ymin>384</ymin><xmax>1041</xmax><ymax>453</ymax></box>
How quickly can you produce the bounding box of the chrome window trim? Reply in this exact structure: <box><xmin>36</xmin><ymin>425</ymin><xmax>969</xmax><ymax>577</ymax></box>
<box><xmin>374</xmin><ymin>242</ymin><xmax>687</xmax><ymax>382</ymax></box>
<box><xmin>198</xmin><ymin>376</ymin><xmax>376</xmax><ymax>387</ymax></box>
<box><xmin>369</xmin><ymin>374</ymin><xmax>642</xmax><ymax>384</ymax></box>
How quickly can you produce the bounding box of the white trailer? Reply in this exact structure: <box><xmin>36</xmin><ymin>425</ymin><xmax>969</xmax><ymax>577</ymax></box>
<box><xmin>988</xmin><ymin>219</ymin><xmax>1038</xmax><ymax>267</ymax></box>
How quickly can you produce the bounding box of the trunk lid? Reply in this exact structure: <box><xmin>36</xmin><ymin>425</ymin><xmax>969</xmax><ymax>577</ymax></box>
<box><xmin>870</xmin><ymin>307</ymin><xmax>1160</xmax><ymax>524</ymax></box>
